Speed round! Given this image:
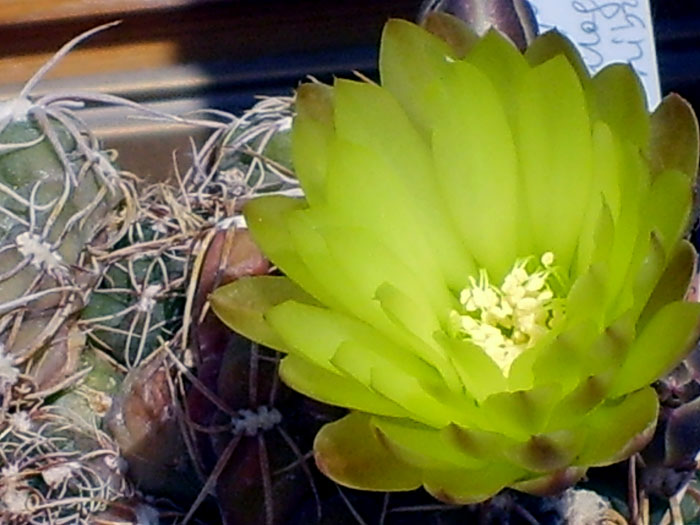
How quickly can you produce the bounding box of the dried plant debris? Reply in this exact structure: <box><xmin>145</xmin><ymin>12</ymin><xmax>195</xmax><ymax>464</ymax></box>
<box><xmin>0</xmin><ymin>405</ymin><xmax>132</xmax><ymax>524</ymax></box>
<box><xmin>558</xmin><ymin>489</ymin><xmax>625</xmax><ymax>525</ymax></box>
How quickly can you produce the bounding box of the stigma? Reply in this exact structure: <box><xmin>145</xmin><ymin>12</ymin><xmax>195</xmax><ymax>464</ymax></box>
<box><xmin>450</xmin><ymin>252</ymin><xmax>561</xmax><ymax>376</ymax></box>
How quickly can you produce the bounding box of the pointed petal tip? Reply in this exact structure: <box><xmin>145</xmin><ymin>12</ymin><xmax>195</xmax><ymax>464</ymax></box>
<box><xmin>525</xmin><ymin>29</ymin><xmax>591</xmax><ymax>86</ymax></box>
<box><xmin>382</xmin><ymin>17</ymin><xmax>428</xmax><ymax>43</ymax></box>
<box><xmin>295</xmin><ymin>83</ymin><xmax>333</xmax><ymax>123</ymax></box>
<box><xmin>592</xmin><ymin>62</ymin><xmax>650</xmax><ymax>149</ymax></box>
<box><xmin>650</xmin><ymin>92</ymin><xmax>700</xmax><ymax>181</ymax></box>
<box><xmin>420</xmin><ymin>11</ymin><xmax>480</xmax><ymax>58</ymax></box>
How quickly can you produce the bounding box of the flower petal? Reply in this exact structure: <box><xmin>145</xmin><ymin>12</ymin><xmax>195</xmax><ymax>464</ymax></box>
<box><xmin>465</xmin><ymin>28</ymin><xmax>529</xmax><ymax>118</ymax></box>
<box><xmin>649</xmin><ymin>93</ymin><xmax>699</xmax><ymax>181</ymax></box>
<box><xmin>210</xmin><ymin>276</ymin><xmax>319</xmax><ymax>351</ymax></box>
<box><xmin>292</xmin><ymin>83</ymin><xmax>334</xmax><ymax>205</ymax></box>
<box><xmin>436</xmin><ymin>333</ymin><xmax>508</xmax><ymax>401</ymax></box>
<box><xmin>244</xmin><ymin>196</ymin><xmax>333</xmax><ymax>306</ymax></box>
<box><xmin>370</xmin><ymin>366</ymin><xmax>476</xmax><ymax>428</ymax></box>
<box><xmin>314</xmin><ymin>412</ymin><xmax>423</xmax><ymax>491</ymax></box>
<box><xmin>282</xmin><ymin>209</ymin><xmax>372</xmax><ymax>324</ymax></box>
<box><xmin>279</xmin><ymin>355</ymin><xmax>407</xmax><ymax>417</ymax></box>
<box><xmin>531</xmin><ymin>322</ymin><xmax>598</xmax><ymax>394</ymax></box>
<box><xmin>575</xmin><ymin>122</ymin><xmax>618</xmax><ymax>277</ymax></box>
<box><xmin>525</xmin><ymin>30</ymin><xmax>590</xmax><ymax>89</ymax></box>
<box><xmin>638</xmin><ymin>240</ymin><xmax>697</xmax><ymax>328</ymax></box>
<box><xmin>605</xmin><ymin>142</ymin><xmax>651</xmax><ymax>313</ymax></box>
<box><xmin>372</xmin><ymin>417</ymin><xmax>486</xmax><ymax>470</ymax></box>
<box><xmin>566</xmin><ymin>263</ymin><xmax>608</xmax><ymax>327</ymax></box>
<box><xmin>331</xmin><ymin>339</ymin><xmax>440</xmax><ymax>390</ymax></box>
<box><xmin>263</xmin><ymin>301</ymin><xmax>342</xmax><ymax>372</ymax></box>
<box><xmin>379</xmin><ymin>18</ymin><xmax>453</xmax><ymax>134</ymax></box>
<box><xmin>332</xmin><ymin>78</ymin><xmax>477</xmax><ymax>289</ymax></box>
<box><xmin>375</xmin><ymin>282</ymin><xmax>462</xmax><ymax>392</ymax></box>
<box><xmin>442</xmin><ymin>423</ymin><xmax>515</xmax><ymax>460</ymax></box>
<box><xmin>514</xmin><ymin>55</ymin><xmax>593</xmax><ymax>271</ymax></box>
<box><xmin>608</xmin><ymin>301</ymin><xmax>700</xmax><ymax>398</ymax></box>
<box><xmin>506</xmin><ymin>430</ymin><xmax>585</xmax><ymax>473</ymax></box>
<box><xmin>577</xmin><ymin>386</ymin><xmax>658</xmax><ymax>467</ymax></box>
<box><xmin>614</xmin><ymin>230</ymin><xmax>666</xmax><ymax>321</ymax></box>
<box><xmin>591</xmin><ymin>63</ymin><xmax>650</xmax><ymax>151</ymax></box>
<box><xmin>315</xmin><ymin>222</ymin><xmax>454</xmax><ymax>344</ymax></box>
<box><xmin>479</xmin><ymin>385</ymin><xmax>561</xmax><ymax>439</ymax></box>
<box><xmin>545</xmin><ymin>372</ymin><xmax>614</xmax><ymax>432</ymax></box>
<box><xmin>422</xmin><ymin>463</ymin><xmax>525</xmax><ymax>505</ymax></box>
<box><xmin>644</xmin><ymin>169</ymin><xmax>693</xmax><ymax>255</ymax></box>
<box><xmin>322</xmin><ymin>137</ymin><xmax>449</xmax><ymax>307</ymax></box>
<box><xmin>431</xmin><ymin>60</ymin><xmax>520</xmax><ymax>280</ymax></box>
<box><xmin>512</xmin><ymin>467</ymin><xmax>587</xmax><ymax>496</ymax></box>
<box><xmin>286</xmin><ymin>209</ymin><xmax>445</xmax><ymax>343</ymax></box>
<box><xmin>421</xmin><ymin>11</ymin><xmax>479</xmax><ymax>58</ymax></box>
<box><xmin>267</xmin><ymin>300</ymin><xmax>437</xmax><ymax>383</ymax></box>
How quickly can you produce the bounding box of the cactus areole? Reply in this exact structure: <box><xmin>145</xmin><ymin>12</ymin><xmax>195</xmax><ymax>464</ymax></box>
<box><xmin>212</xmin><ymin>14</ymin><xmax>700</xmax><ymax>503</ymax></box>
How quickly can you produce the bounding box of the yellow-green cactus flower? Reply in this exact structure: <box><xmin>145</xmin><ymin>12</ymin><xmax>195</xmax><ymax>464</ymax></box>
<box><xmin>212</xmin><ymin>13</ymin><xmax>700</xmax><ymax>503</ymax></box>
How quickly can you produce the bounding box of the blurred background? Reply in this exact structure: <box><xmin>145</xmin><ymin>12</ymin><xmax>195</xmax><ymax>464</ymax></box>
<box><xmin>0</xmin><ymin>0</ymin><xmax>697</xmax><ymax>180</ymax></box>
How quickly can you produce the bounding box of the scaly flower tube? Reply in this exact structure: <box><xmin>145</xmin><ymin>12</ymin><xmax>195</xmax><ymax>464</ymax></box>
<box><xmin>212</xmin><ymin>13</ymin><xmax>700</xmax><ymax>503</ymax></box>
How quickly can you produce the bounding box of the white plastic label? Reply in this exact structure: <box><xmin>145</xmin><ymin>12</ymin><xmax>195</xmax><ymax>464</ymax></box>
<box><xmin>528</xmin><ymin>0</ymin><xmax>661</xmax><ymax>107</ymax></box>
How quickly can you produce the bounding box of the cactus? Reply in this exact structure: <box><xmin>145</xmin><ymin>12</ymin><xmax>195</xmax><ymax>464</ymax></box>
<box><xmin>0</xmin><ymin>110</ymin><xmax>125</xmax><ymax>357</ymax></box>
<box><xmin>79</xmin><ymin>95</ymin><xmax>298</xmax><ymax>370</ymax></box>
<box><xmin>4</xmin><ymin>7</ymin><xmax>698</xmax><ymax>524</ymax></box>
<box><xmin>79</xmin><ymin>205</ymin><xmax>189</xmax><ymax>368</ymax></box>
<box><xmin>0</xmin><ymin>24</ymin><xmax>138</xmax><ymax>399</ymax></box>
<box><xmin>0</xmin><ymin>405</ymin><xmax>132</xmax><ymax>523</ymax></box>
<box><xmin>71</xmin><ymin>94</ymin><xmax>303</xmax><ymax>524</ymax></box>
<box><xmin>213</xmin><ymin>95</ymin><xmax>297</xmax><ymax>201</ymax></box>
<box><xmin>0</xmin><ymin>24</ymin><xmax>170</xmax><ymax>524</ymax></box>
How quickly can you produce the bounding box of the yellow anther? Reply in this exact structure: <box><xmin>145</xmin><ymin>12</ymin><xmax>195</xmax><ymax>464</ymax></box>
<box><xmin>541</xmin><ymin>252</ymin><xmax>555</xmax><ymax>266</ymax></box>
<box><xmin>525</xmin><ymin>274</ymin><xmax>546</xmax><ymax>292</ymax></box>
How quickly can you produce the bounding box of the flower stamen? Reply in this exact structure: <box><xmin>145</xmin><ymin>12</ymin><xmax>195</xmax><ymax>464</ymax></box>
<box><xmin>451</xmin><ymin>252</ymin><xmax>560</xmax><ymax>376</ymax></box>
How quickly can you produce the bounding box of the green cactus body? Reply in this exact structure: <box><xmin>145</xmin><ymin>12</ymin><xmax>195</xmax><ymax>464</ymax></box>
<box><xmin>79</xmin><ymin>96</ymin><xmax>299</xmax><ymax>368</ymax></box>
<box><xmin>0</xmin><ymin>112</ymin><xmax>126</xmax><ymax>364</ymax></box>
<box><xmin>80</xmin><ymin>222</ymin><xmax>187</xmax><ymax>367</ymax></box>
<box><xmin>214</xmin><ymin>95</ymin><xmax>298</xmax><ymax>201</ymax></box>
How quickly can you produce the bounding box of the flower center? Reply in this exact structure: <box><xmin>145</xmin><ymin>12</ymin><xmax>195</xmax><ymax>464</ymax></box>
<box><xmin>450</xmin><ymin>252</ymin><xmax>561</xmax><ymax>376</ymax></box>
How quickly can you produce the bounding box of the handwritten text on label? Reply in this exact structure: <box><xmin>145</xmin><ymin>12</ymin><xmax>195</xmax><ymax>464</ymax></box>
<box><xmin>528</xmin><ymin>0</ymin><xmax>660</xmax><ymax>107</ymax></box>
